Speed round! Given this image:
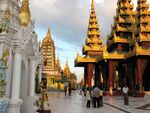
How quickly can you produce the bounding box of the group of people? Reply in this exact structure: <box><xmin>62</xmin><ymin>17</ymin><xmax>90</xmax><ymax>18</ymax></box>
<box><xmin>82</xmin><ymin>84</ymin><xmax>130</xmax><ymax>108</ymax></box>
<box><xmin>85</xmin><ymin>85</ymin><xmax>104</xmax><ymax>108</ymax></box>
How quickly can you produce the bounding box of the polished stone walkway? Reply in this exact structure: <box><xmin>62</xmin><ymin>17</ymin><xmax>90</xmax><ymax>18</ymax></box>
<box><xmin>47</xmin><ymin>91</ymin><xmax>150</xmax><ymax>113</ymax></box>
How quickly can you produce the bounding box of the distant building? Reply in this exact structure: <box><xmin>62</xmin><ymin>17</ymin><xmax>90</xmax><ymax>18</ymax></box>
<box><xmin>64</xmin><ymin>59</ymin><xmax>77</xmax><ymax>89</ymax></box>
<box><xmin>41</xmin><ymin>28</ymin><xmax>63</xmax><ymax>90</ymax></box>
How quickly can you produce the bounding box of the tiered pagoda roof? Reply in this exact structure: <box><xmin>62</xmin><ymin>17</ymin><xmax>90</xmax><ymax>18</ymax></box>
<box><xmin>134</xmin><ymin>0</ymin><xmax>150</xmax><ymax>56</ymax></box>
<box><xmin>83</xmin><ymin>0</ymin><xmax>103</xmax><ymax>55</ymax></box>
<box><xmin>105</xmin><ymin>0</ymin><xmax>136</xmax><ymax>59</ymax></box>
<box><xmin>75</xmin><ymin>0</ymin><xmax>103</xmax><ymax>66</ymax></box>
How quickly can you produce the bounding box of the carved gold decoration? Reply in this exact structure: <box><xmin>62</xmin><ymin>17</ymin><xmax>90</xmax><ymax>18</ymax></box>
<box><xmin>135</xmin><ymin>0</ymin><xmax>150</xmax><ymax>45</ymax></box>
<box><xmin>113</xmin><ymin>33</ymin><xmax>129</xmax><ymax>43</ymax></box>
<box><xmin>135</xmin><ymin>43</ymin><xmax>150</xmax><ymax>56</ymax></box>
<box><xmin>0</xmin><ymin>49</ymin><xmax>10</xmax><ymax>66</ymax></box>
<box><xmin>19</xmin><ymin>0</ymin><xmax>31</xmax><ymax>27</ymax></box>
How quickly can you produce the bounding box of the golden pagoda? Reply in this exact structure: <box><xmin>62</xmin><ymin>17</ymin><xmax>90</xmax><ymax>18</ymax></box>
<box><xmin>19</xmin><ymin>0</ymin><xmax>31</xmax><ymax>27</ymax></box>
<box><xmin>133</xmin><ymin>0</ymin><xmax>150</xmax><ymax>92</ymax></box>
<box><xmin>41</xmin><ymin>28</ymin><xmax>63</xmax><ymax>90</ymax></box>
<box><xmin>42</xmin><ymin>28</ymin><xmax>55</xmax><ymax>70</ymax></box>
<box><xmin>64</xmin><ymin>58</ymin><xmax>71</xmax><ymax>80</ymax></box>
<box><xmin>75</xmin><ymin>0</ymin><xmax>103</xmax><ymax>87</ymax></box>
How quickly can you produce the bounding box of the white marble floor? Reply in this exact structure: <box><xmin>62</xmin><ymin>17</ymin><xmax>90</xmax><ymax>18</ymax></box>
<box><xmin>47</xmin><ymin>91</ymin><xmax>150</xmax><ymax>113</ymax></box>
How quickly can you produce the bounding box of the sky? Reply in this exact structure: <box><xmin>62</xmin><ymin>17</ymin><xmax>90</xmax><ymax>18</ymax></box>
<box><xmin>29</xmin><ymin>0</ymin><xmax>150</xmax><ymax>82</ymax></box>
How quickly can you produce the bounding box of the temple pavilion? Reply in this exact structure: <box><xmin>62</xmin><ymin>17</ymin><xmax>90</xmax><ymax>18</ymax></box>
<box><xmin>75</xmin><ymin>0</ymin><xmax>150</xmax><ymax>97</ymax></box>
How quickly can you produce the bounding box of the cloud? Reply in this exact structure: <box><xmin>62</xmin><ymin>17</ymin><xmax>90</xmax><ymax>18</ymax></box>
<box><xmin>29</xmin><ymin>0</ymin><xmax>150</xmax><ymax>82</ymax></box>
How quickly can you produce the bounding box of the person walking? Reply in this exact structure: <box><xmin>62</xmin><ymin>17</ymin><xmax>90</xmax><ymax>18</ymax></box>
<box><xmin>92</xmin><ymin>85</ymin><xmax>100</xmax><ymax>108</ymax></box>
<box><xmin>123</xmin><ymin>85</ymin><xmax>129</xmax><ymax>105</ymax></box>
<box><xmin>99</xmin><ymin>87</ymin><xmax>103</xmax><ymax>107</ymax></box>
<box><xmin>64</xmin><ymin>85</ymin><xmax>67</xmax><ymax>96</ymax></box>
<box><xmin>86</xmin><ymin>87</ymin><xmax>91</xmax><ymax>108</ymax></box>
<box><xmin>68</xmin><ymin>83</ymin><xmax>72</xmax><ymax>96</ymax></box>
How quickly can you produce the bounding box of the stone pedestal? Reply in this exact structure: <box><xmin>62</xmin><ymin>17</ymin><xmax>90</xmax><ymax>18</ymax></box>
<box><xmin>6</xmin><ymin>99</ymin><xmax>23</xmax><ymax>113</ymax></box>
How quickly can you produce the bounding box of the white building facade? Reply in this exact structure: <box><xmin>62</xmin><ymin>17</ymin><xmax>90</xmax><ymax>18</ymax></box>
<box><xmin>0</xmin><ymin>0</ymin><xmax>43</xmax><ymax>113</ymax></box>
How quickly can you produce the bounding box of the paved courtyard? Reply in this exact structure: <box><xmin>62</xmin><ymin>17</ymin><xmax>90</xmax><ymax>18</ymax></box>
<box><xmin>47</xmin><ymin>91</ymin><xmax>150</xmax><ymax>113</ymax></box>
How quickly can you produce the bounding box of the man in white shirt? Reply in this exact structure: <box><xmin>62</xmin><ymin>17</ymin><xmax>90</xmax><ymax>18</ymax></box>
<box><xmin>123</xmin><ymin>85</ymin><xmax>129</xmax><ymax>105</ymax></box>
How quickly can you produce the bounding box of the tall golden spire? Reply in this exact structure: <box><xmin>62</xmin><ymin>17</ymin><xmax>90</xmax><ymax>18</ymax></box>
<box><xmin>46</xmin><ymin>27</ymin><xmax>51</xmax><ymax>38</ymax></box>
<box><xmin>64</xmin><ymin>58</ymin><xmax>71</xmax><ymax>79</ymax></box>
<box><xmin>19</xmin><ymin>0</ymin><xmax>31</xmax><ymax>27</ymax></box>
<box><xmin>83</xmin><ymin>0</ymin><xmax>103</xmax><ymax>55</ymax></box>
<box><xmin>91</xmin><ymin>0</ymin><xmax>95</xmax><ymax>10</ymax></box>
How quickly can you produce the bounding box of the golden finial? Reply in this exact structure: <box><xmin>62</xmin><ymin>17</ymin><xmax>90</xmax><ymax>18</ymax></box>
<box><xmin>91</xmin><ymin>0</ymin><xmax>95</xmax><ymax>10</ymax></box>
<box><xmin>46</xmin><ymin>27</ymin><xmax>51</xmax><ymax>38</ymax></box>
<box><xmin>19</xmin><ymin>0</ymin><xmax>31</xmax><ymax>27</ymax></box>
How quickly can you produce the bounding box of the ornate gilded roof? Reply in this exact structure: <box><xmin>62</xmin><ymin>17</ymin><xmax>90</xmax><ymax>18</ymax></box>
<box><xmin>83</xmin><ymin>0</ymin><xmax>103</xmax><ymax>55</ymax></box>
<box><xmin>135</xmin><ymin>0</ymin><xmax>150</xmax><ymax>43</ymax></box>
<box><xmin>107</xmin><ymin>0</ymin><xmax>136</xmax><ymax>50</ymax></box>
